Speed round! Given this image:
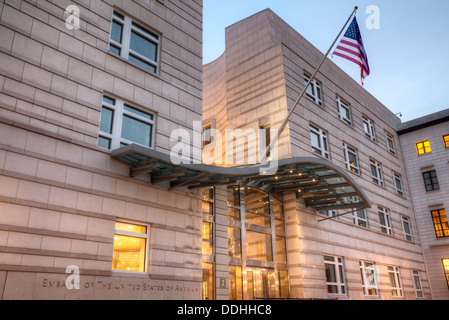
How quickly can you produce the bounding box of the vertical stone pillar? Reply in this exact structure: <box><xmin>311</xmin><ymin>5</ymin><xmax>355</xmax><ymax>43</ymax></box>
<box><xmin>214</xmin><ymin>185</ymin><xmax>229</xmax><ymax>300</ymax></box>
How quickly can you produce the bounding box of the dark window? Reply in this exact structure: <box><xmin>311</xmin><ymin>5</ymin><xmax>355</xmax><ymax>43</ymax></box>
<box><xmin>423</xmin><ymin>170</ymin><xmax>439</xmax><ymax>191</ymax></box>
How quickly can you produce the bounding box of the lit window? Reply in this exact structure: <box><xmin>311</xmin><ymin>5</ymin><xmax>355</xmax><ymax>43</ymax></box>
<box><xmin>98</xmin><ymin>96</ymin><xmax>155</xmax><ymax>150</ymax></box>
<box><xmin>310</xmin><ymin>125</ymin><xmax>330</xmax><ymax>159</ymax></box>
<box><xmin>109</xmin><ymin>11</ymin><xmax>160</xmax><ymax>73</ymax></box>
<box><xmin>411</xmin><ymin>270</ymin><xmax>424</xmax><ymax>298</ymax></box>
<box><xmin>203</xmin><ymin>125</ymin><xmax>212</xmax><ymax>147</ymax></box>
<box><xmin>337</xmin><ymin>97</ymin><xmax>352</xmax><ymax>126</ymax></box>
<box><xmin>112</xmin><ymin>221</ymin><xmax>149</xmax><ymax>272</ymax></box>
<box><xmin>353</xmin><ymin>209</ymin><xmax>369</xmax><ymax>228</ymax></box>
<box><xmin>388</xmin><ymin>266</ymin><xmax>403</xmax><ymax>297</ymax></box>
<box><xmin>422</xmin><ymin>170</ymin><xmax>440</xmax><ymax>191</ymax></box>
<box><xmin>202</xmin><ymin>263</ymin><xmax>214</xmax><ymax>300</ymax></box>
<box><xmin>401</xmin><ymin>215</ymin><xmax>413</xmax><ymax>242</ymax></box>
<box><xmin>393</xmin><ymin>172</ymin><xmax>404</xmax><ymax>197</ymax></box>
<box><xmin>360</xmin><ymin>261</ymin><xmax>379</xmax><ymax>296</ymax></box>
<box><xmin>443</xmin><ymin>259</ymin><xmax>449</xmax><ymax>289</ymax></box>
<box><xmin>202</xmin><ymin>187</ymin><xmax>214</xmax><ymax>215</ymax></box>
<box><xmin>443</xmin><ymin>135</ymin><xmax>449</xmax><ymax>148</ymax></box>
<box><xmin>324</xmin><ymin>256</ymin><xmax>347</xmax><ymax>295</ymax></box>
<box><xmin>431</xmin><ymin>209</ymin><xmax>449</xmax><ymax>238</ymax></box>
<box><xmin>416</xmin><ymin>140</ymin><xmax>431</xmax><ymax>155</ymax></box>
<box><xmin>202</xmin><ymin>221</ymin><xmax>213</xmax><ymax>255</ymax></box>
<box><xmin>228</xmin><ymin>227</ymin><xmax>242</xmax><ymax>258</ymax></box>
<box><xmin>370</xmin><ymin>159</ymin><xmax>384</xmax><ymax>187</ymax></box>
<box><xmin>386</xmin><ymin>132</ymin><xmax>396</xmax><ymax>155</ymax></box>
<box><xmin>363</xmin><ymin>116</ymin><xmax>376</xmax><ymax>142</ymax></box>
<box><xmin>378</xmin><ymin>206</ymin><xmax>393</xmax><ymax>236</ymax></box>
<box><xmin>343</xmin><ymin>143</ymin><xmax>360</xmax><ymax>174</ymax></box>
<box><xmin>304</xmin><ymin>74</ymin><xmax>323</xmax><ymax>106</ymax></box>
<box><xmin>229</xmin><ymin>265</ymin><xmax>243</xmax><ymax>300</ymax></box>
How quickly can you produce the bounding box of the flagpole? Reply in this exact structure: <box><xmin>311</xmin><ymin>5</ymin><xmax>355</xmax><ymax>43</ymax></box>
<box><xmin>261</xmin><ymin>6</ymin><xmax>358</xmax><ymax>162</ymax></box>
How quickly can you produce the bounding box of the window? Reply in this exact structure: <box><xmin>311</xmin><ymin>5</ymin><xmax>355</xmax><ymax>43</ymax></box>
<box><xmin>411</xmin><ymin>270</ymin><xmax>424</xmax><ymax>298</ymax></box>
<box><xmin>319</xmin><ymin>210</ymin><xmax>339</xmax><ymax>219</ymax></box>
<box><xmin>363</xmin><ymin>116</ymin><xmax>376</xmax><ymax>142</ymax></box>
<box><xmin>229</xmin><ymin>265</ymin><xmax>243</xmax><ymax>300</ymax></box>
<box><xmin>416</xmin><ymin>140</ymin><xmax>431</xmax><ymax>155</ymax></box>
<box><xmin>203</xmin><ymin>124</ymin><xmax>212</xmax><ymax>147</ymax></box>
<box><xmin>259</xmin><ymin>123</ymin><xmax>271</xmax><ymax>158</ymax></box>
<box><xmin>343</xmin><ymin>143</ymin><xmax>360</xmax><ymax>174</ymax></box>
<box><xmin>388</xmin><ymin>266</ymin><xmax>403</xmax><ymax>297</ymax></box>
<box><xmin>304</xmin><ymin>74</ymin><xmax>323</xmax><ymax>106</ymax></box>
<box><xmin>431</xmin><ymin>209</ymin><xmax>449</xmax><ymax>238</ymax></box>
<box><xmin>337</xmin><ymin>97</ymin><xmax>352</xmax><ymax>126</ymax></box>
<box><xmin>324</xmin><ymin>256</ymin><xmax>347</xmax><ymax>295</ymax></box>
<box><xmin>444</xmin><ymin>135</ymin><xmax>449</xmax><ymax>148</ymax></box>
<box><xmin>310</xmin><ymin>125</ymin><xmax>329</xmax><ymax>159</ymax></box>
<box><xmin>401</xmin><ymin>215</ymin><xmax>413</xmax><ymax>242</ymax></box>
<box><xmin>378</xmin><ymin>206</ymin><xmax>393</xmax><ymax>236</ymax></box>
<box><xmin>202</xmin><ymin>263</ymin><xmax>214</xmax><ymax>300</ymax></box>
<box><xmin>109</xmin><ymin>11</ymin><xmax>160</xmax><ymax>74</ymax></box>
<box><xmin>443</xmin><ymin>259</ymin><xmax>449</xmax><ymax>289</ymax></box>
<box><xmin>228</xmin><ymin>227</ymin><xmax>242</xmax><ymax>258</ymax></box>
<box><xmin>112</xmin><ymin>221</ymin><xmax>149</xmax><ymax>272</ymax></box>
<box><xmin>370</xmin><ymin>159</ymin><xmax>384</xmax><ymax>187</ymax></box>
<box><xmin>360</xmin><ymin>261</ymin><xmax>379</xmax><ymax>296</ymax></box>
<box><xmin>98</xmin><ymin>96</ymin><xmax>155</xmax><ymax>150</ymax></box>
<box><xmin>385</xmin><ymin>132</ymin><xmax>396</xmax><ymax>155</ymax></box>
<box><xmin>353</xmin><ymin>209</ymin><xmax>369</xmax><ymax>228</ymax></box>
<box><xmin>422</xmin><ymin>170</ymin><xmax>440</xmax><ymax>191</ymax></box>
<box><xmin>202</xmin><ymin>221</ymin><xmax>213</xmax><ymax>255</ymax></box>
<box><xmin>393</xmin><ymin>172</ymin><xmax>404</xmax><ymax>197</ymax></box>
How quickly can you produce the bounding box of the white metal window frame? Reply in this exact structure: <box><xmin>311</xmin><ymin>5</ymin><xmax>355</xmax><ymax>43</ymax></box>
<box><xmin>370</xmin><ymin>159</ymin><xmax>384</xmax><ymax>187</ymax></box>
<box><xmin>363</xmin><ymin>116</ymin><xmax>376</xmax><ymax>142</ymax></box>
<box><xmin>401</xmin><ymin>215</ymin><xmax>413</xmax><ymax>242</ymax></box>
<box><xmin>411</xmin><ymin>270</ymin><xmax>424</xmax><ymax>298</ymax></box>
<box><xmin>337</xmin><ymin>97</ymin><xmax>352</xmax><ymax>126</ymax></box>
<box><xmin>352</xmin><ymin>209</ymin><xmax>369</xmax><ymax>228</ymax></box>
<box><xmin>310</xmin><ymin>124</ymin><xmax>330</xmax><ymax>159</ymax></box>
<box><xmin>393</xmin><ymin>172</ymin><xmax>404</xmax><ymax>197</ymax></box>
<box><xmin>343</xmin><ymin>143</ymin><xmax>360</xmax><ymax>175</ymax></box>
<box><xmin>113</xmin><ymin>220</ymin><xmax>151</xmax><ymax>275</ymax></box>
<box><xmin>386</xmin><ymin>132</ymin><xmax>396</xmax><ymax>155</ymax></box>
<box><xmin>359</xmin><ymin>261</ymin><xmax>379</xmax><ymax>297</ymax></box>
<box><xmin>378</xmin><ymin>206</ymin><xmax>393</xmax><ymax>236</ymax></box>
<box><xmin>99</xmin><ymin>96</ymin><xmax>156</xmax><ymax>151</ymax></box>
<box><xmin>324</xmin><ymin>255</ymin><xmax>347</xmax><ymax>296</ymax></box>
<box><xmin>387</xmin><ymin>266</ymin><xmax>404</xmax><ymax>298</ymax></box>
<box><xmin>304</xmin><ymin>74</ymin><xmax>323</xmax><ymax>106</ymax></box>
<box><xmin>109</xmin><ymin>11</ymin><xmax>160</xmax><ymax>74</ymax></box>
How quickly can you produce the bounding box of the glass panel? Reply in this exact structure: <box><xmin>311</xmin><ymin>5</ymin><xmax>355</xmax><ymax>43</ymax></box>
<box><xmin>124</xmin><ymin>105</ymin><xmax>153</xmax><ymax>121</ymax></box>
<box><xmin>246</xmin><ymin>231</ymin><xmax>272</xmax><ymax>261</ymax></box>
<box><xmin>202</xmin><ymin>221</ymin><xmax>213</xmax><ymax>255</ymax></box>
<box><xmin>109</xmin><ymin>44</ymin><xmax>121</xmax><ymax>55</ymax></box>
<box><xmin>275</xmin><ymin>236</ymin><xmax>286</xmax><ymax>264</ymax></box>
<box><xmin>310</xmin><ymin>131</ymin><xmax>320</xmax><ymax>149</ymax></box>
<box><xmin>246</xmin><ymin>212</ymin><xmax>270</xmax><ymax>227</ymax></box>
<box><xmin>229</xmin><ymin>266</ymin><xmax>242</xmax><ymax>300</ymax></box>
<box><xmin>100</xmin><ymin>107</ymin><xmax>114</xmax><ymax>134</ymax></box>
<box><xmin>130</xmin><ymin>31</ymin><xmax>157</xmax><ymax>61</ymax></box>
<box><xmin>273</xmin><ymin>197</ymin><xmax>283</xmax><ymax>219</ymax></box>
<box><xmin>111</xmin><ymin>20</ymin><xmax>123</xmax><ymax>43</ymax></box>
<box><xmin>112</xmin><ymin>234</ymin><xmax>146</xmax><ymax>272</ymax></box>
<box><xmin>245</xmin><ymin>188</ymin><xmax>270</xmax><ymax>216</ymax></box>
<box><xmin>202</xmin><ymin>263</ymin><xmax>214</xmax><ymax>300</ymax></box>
<box><xmin>115</xmin><ymin>222</ymin><xmax>146</xmax><ymax>234</ymax></box>
<box><xmin>129</xmin><ymin>55</ymin><xmax>157</xmax><ymax>73</ymax></box>
<box><xmin>247</xmin><ymin>271</ymin><xmax>255</xmax><ymax>299</ymax></box>
<box><xmin>278</xmin><ymin>270</ymin><xmax>289</xmax><ymax>298</ymax></box>
<box><xmin>121</xmin><ymin>115</ymin><xmax>152</xmax><ymax>147</ymax></box>
<box><xmin>228</xmin><ymin>227</ymin><xmax>242</xmax><ymax>258</ymax></box>
<box><xmin>98</xmin><ymin>136</ymin><xmax>111</xmax><ymax>149</ymax></box>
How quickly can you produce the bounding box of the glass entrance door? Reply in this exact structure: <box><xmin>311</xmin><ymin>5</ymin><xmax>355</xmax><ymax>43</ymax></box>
<box><xmin>246</xmin><ymin>267</ymin><xmax>277</xmax><ymax>299</ymax></box>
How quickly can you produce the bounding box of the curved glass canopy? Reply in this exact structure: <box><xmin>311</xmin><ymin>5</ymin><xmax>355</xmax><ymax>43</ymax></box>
<box><xmin>111</xmin><ymin>144</ymin><xmax>371</xmax><ymax>211</ymax></box>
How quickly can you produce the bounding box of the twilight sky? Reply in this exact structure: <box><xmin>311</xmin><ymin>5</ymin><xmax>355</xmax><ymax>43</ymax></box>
<box><xmin>203</xmin><ymin>0</ymin><xmax>449</xmax><ymax>122</ymax></box>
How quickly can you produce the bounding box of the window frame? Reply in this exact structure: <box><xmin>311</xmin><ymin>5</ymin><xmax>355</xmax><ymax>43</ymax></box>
<box><xmin>444</xmin><ymin>135</ymin><xmax>449</xmax><ymax>148</ymax></box>
<box><xmin>343</xmin><ymin>143</ymin><xmax>360</xmax><ymax>175</ymax></box>
<box><xmin>393</xmin><ymin>172</ymin><xmax>404</xmax><ymax>197</ymax></box>
<box><xmin>362</xmin><ymin>116</ymin><xmax>376</xmax><ymax>142</ymax></box>
<box><xmin>401</xmin><ymin>215</ymin><xmax>413</xmax><ymax>242</ymax></box>
<box><xmin>109</xmin><ymin>11</ymin><xmax>161</xmax><ymax>74</ymax></box>
<box><xmin>416</xmin><ymin>140</ymin><xmax>431</xmax><ymax>155</ymax></box>
<box><xmin>422</xmin><ymin>170</ymin><xmax>440</xmax><ymax>192</ymax></box>
<box><xmin>324</xmin><ymin>255</ymin><xmax>347</xmax><ymax>296</ymax></box>
<box><xmin>370</xmin><ymin>159</ymin><xmax>384</xmax><ymax>187</ymax></box>
<box><xmin>337</xmin><ymin>97</ymin><xmax>352</xmax><ymax>126</ymax></box>
<box><xmin>385</xmin><ymin>132</ymin><xmax>397</xmax><ymax>155</ymax></box>
<box><xmin>304</xmin><ymin>74</ymin><xmax>323</xmax><ymax>106</ymax></box>
<box><xmin>112</xmin><ymin>220</ymin><xmax>150</xmax><ymax>274</ymax></box>
<box><xmin>442</xmin><ymin>259</ymin><xmax>449</xmax><ymax>290</ymax></box>
<box><xmin>378</xmin><ymin>206</ymin><xmax>393</xmax><ymax>236</ymax></box>
<box><xmin>388</xmin><ymin>266</ymin><xmax>404</xmax><ymax>298</ymax></box>
<box><xmin>411</xmin><ymin>270</ymin><xmax>424</xmax><ymax>298</ymax></box>
<box><xmin>431</xmin><ymin>209</ymin><xmax>449</xmax><ymax>239</ymax></box>
<box><xmin>359</xmin><ymin>261</ymin><xmax>379</xmax><ymax>297</ymax></box>
<box><xmin>98</xmin><ymin>96</ymin><xmax>156</xmax><ymax>151</ymax></box>
<box><xmin>353</xmin><ymin>209</ymin><xmax>369</xmax><ymax>228</ymax></box>
<box><xmin>309</xmin><ymin>124</ymin><xmax>330</xmax><ymax>159</ymax></box>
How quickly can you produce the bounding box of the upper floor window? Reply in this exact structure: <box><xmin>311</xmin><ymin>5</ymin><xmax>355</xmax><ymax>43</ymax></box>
<box><xmin>443</xmin><ymin>135</ymin><xmax>449</xmax><ymax>148</ymax></box>
<box><xmin>343</xmin><ymin>143</ymin><xmax>360</xmax><ymax>175</ymax></box>
<box><xmin>109</xmin><ymin>11</ymin><xmax>160</xmax><ymax>74</ymax></box>
<box><xmin>443</xmin><ymin>259</ymin><xmax>449</xmax><ymax>289</ymax></box>
<box><xmin>203</xmin><ymin>124</ymin><xmax>212</xmax><ymax>147</ymax></box>
<box><xmin>431</xmin><ymin>209</ymin><xmax>449</xmax><ymax>238</ymax></box>
<box><xmin>362</xmin><ymin>116</ymin><xmax>376</xmax><ymax>142</ymax></box>
<box><xmin>353</xmin><ymin>209</ymin><xmax>368</xmax><ymax>228</ymax></box>
<box><xmin>416</xmin><ymin>140</ymin><xmax>431</xmax><ymax>155</ymax></box>
<box><xmin>386</xmin><ymin>132</ymin><xmax>396</xmax><ymax>155</ymax></box>
<box><xmin>401</xmin><ymin>215</ymin><xmax>413</xmax><ymax>242</ymax></box>
<box><xmin>393</xmin><ymin>172</ymin><xmax>404</xmax><ymax>197</ymax></box>
<box><xmin>98</xmin><ymin>96</ymin><xmax>155</xmax><ymax>150</ymax></box>
<box><xmin>310</xmin><ymin>124</ymin><xmax>329</xmax><ymax>159</ymax></box>
<box><xmin>370</xmin><ymin>159</ymin><xmax>384</xmax><ymax>187</ymax></box>
<box><xmin>304</xmin><ymin>74</ymin><xmax>323</xmax><ymax>106</ymax></box>
<box><xmin>422</xmin><ymin>170</ymin><xmax>439</xmax><ymax>191</ymax></box>
<box><xmin>337</xmin><ymin>97</ymin><xmax>352</xmax><ymax>126</ymax></box>
<box><xmin>378</xmin><ymin>206</ymin><xmax>393</xmax><ymax>236</ymax></box>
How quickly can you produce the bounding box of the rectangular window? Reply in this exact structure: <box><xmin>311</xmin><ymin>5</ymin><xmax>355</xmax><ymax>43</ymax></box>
<box><xmin>112</xmin><ymin>221</ymin><xmax>149</xmax><ymax>273</ymax></box>
<box><xmin>401</xmin><ymin>215</ymin><xmax>413</xmax><ymax>242</ymax></box>
<box><xmin>343</xmin><ymin>143</ymin><xmax>360</xmax><ymax>175</ymax></box>
<box><xmin>203</xmin><ymin>124</ymin><xmax>212</xmax><ymax>147</ymax></box>
<box><xmin>228</xmin><ymin>227</ymin><xmax>242</xmax><ymax>258</ymax></box>
<box><xmin>363</xmin><ymin>116</ymin><xmax>376</xmax><ymax>142</ymax></box>
<box><xmin>443</xmin><ymin>259</ymin><xmax>449</xmax><ymax>289</ymax></box>
<box><xmin>337</xmin><ymin>97</ymin><xmax>352</xmax><ymax>126</ymax></box>
<box><xmin>360</xmin><ymin>261</ymin><xmax>379</xmax><ymax>296</ymax></box>
<box><xmin>411</xmin><ymin>270</ymin><xmax>424</xmax><ymax>298</ymax></box>
<box><xmin>444</xmin><ymin>135</ymin><xmax>449</xmax><ymax>148</ymax></box>
<box><xmin>319</xmin><ymin>210</ymin><xmax>339</xmax><ymax>219</ymax></box>
<box><xmin>304</xmin><ymin>74</ymin><xmax>323</xmax><ymax>106</ymax></box>
<box><xmin>378</xmin><ymin>206</ymin><xmax>393</xmax><ymax>236</ymax></box>
<box><xmin>431</xmin><ymin>209</ymin><xmax>449</xmax><ymax>238</ymax></box>
<box><xmin>393</xmin><ymin>172</ymin><xmax>404</xmax><ymax>197</ymax></box>
<box><xmin>310</xmin><ymin>124</ymin><xmax>330</xmax><ymax>159</ymax></box>
<box><xmin>227</xmin><ymin>186</ymin><xmax>241</xmax><ymax>220</ymax></box>
<box><xmin>202</xmin><ymin>221</ymin><xmax>213</xmax><ymax>255</ymax></box>
<box><xmin>246</xmin><ymin>231</ymin><xmax>272</xmax><ymax>262</ymax></box>
<box><xmin>423</xmin><ymin>170</ymin><xmax>440</xmax><ymax>191</ymax></box>
<box><xmin>370</xmin><ymin>159</ymin><xmax>384</xmax><ymax>187</ymax></box>
<box><xmin>98</xmin><ymin>96</ymin><xmax>155</xmax><ymax>150</ymax></box>
<box><xmin>353</xmin><ymin>209</ymin><xmax>369</xmax><ymax>228</ymax></box>
<box><xmin>109</xmin><ymin>11</ymin><xmax>160</xmax><ymax>74</ymax></box>
<box><xmin>386</xmin><ymin>132</ymin><xmax>397</xmax><ymax>155</ymax></box>
<box><xmin>229</xmin><ymin>265</ymin><xmax>243</xmax><ymax>300</ymax></box>
<box><xmin>324</xmin><ymin>256</ymin><xmax>347</xmax><ymax>295</ymax></box>
<box><xmin>202</xmin><ymin>263</ymin><xmax>214</xmax><ymax>300</ymax></box>
<box><xmin>388</xmin><ymin>266</ymin><xmax>403</xmax><ymax>297</ymax></box>
<box><xmin>416</xmin><ymin>140</ymin><xmax>431</xmax><ymax>155</ymax></box>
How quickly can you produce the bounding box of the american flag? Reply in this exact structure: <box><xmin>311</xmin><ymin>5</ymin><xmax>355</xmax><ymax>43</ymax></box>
<box><xmin>334</xmin><ymin>16</ymin><xmax>370</xmax><ymax>85</ymax></box>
